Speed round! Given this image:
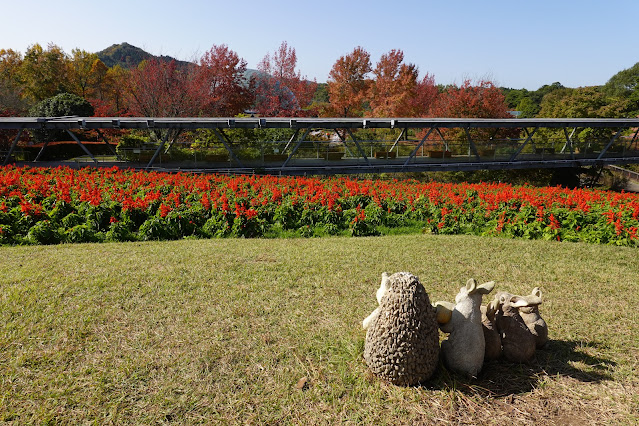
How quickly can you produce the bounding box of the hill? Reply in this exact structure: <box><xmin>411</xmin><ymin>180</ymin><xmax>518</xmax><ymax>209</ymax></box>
<box><xmin>96</xmin><ymin>42</ymin><xmax>194</xmax><ymax>69</ymax></box>
<box><xmin>96</xmin><ymin>43</ymin><xmax>261</xmax><ymax>84</ymax></box>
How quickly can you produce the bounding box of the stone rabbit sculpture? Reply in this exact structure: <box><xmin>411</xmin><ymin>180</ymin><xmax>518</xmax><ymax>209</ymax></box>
<box><xmin>517</xmin><ymin>287</ymin><xmax>548</xmax><ymax>348</ymax></box>
<box><xmin>436</xmin><ymin>278</ymin><xmax>495</xmax><ymax>378</ymax></box>
<box><xmin>363</xmin><ymin>272</ymin><xmax>440</xmax><ymax>386</ymax></box>
<box><xmin>493</xmin><ymin>291</ymin><xmax>537</xmax><ymax>363</ymax></box>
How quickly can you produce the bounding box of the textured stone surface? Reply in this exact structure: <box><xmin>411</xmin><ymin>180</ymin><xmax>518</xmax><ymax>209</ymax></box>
<box><xmin>363</xmin><ymin>272</ymin><xmax>439</xmax><ymax>386</ymax></box>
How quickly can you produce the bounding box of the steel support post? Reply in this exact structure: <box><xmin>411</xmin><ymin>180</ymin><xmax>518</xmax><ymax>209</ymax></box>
<box><xmin>597</xmin><ymin>128</ymin><xmax>623</xmax><ymax>160</ymax></box>
<box><xmin>435</xmin><ymin>128</ymin><xmax>449</xmax><ymax>151</ymax></box>
<box><xmin>282</xmin><ymin>129</ymin><xmax>300</xmax><ymax>153</ymax></box>
<box><xmin>388</xmin><ymin>128</ymin><xmax>407</xmax><ymax>152</ymax></box>
<box><xmin>404</xmin><ymin>127</ymin><xmax>435</xmax><ymax>166</ymax></box>
<box><xmin>34</xmin><ymin>139</ymin><xmax>50</xmax><ymax>162</ymax></box>
<box><xmin>282</xmin><ymin>127</ymin><xmax>312</xmax><ymax>168</ymax></box>
<box><xmin>214</xmin><ymin>128</ymin><xmax>243</xmax><ymax>167</ymax></box>
<box><xmin>164</xmin><ymin>129</ymin><xmax>183</xmax><ymax>154</ymax></box>
<box><xmin>345</xmin><ymin>128</ymin><xmax>371</xmax><ymax>166</ymax></box>
<box><xmin>560</xmin><ymin>128</ymin><xmax>576</xmax><ymax>156</ymax></box>
<box><xmin>146</xmin><ymin>132</ymin><xmax>169</xmax><ymax>169</ymax></box>
<box><xmin>333</xmin><ymin>129</ymin><xmax>355</xmax><ymax>157</ymax></box>
<box><xmin>509</xmin><ymin>126</ymin><xmax>538</xmax><ymax>162</ymax></box>
<box><xmin>464</xmin><ymin>127</ymin><xmax>480</xmax><ymax>161</ymax></box>
<box><xmin>95</xmin><ymin>129</ymin><xmax>118</xmax><ymax>156</ymax></box>
<box><xmin>66</xmin><ymin>130</ymin><xmax>98</xmax><ymax>163</ymax></box>
<box><xmin>626</xmin><ymin>127</ymin><xmax>639</xmax><ymax>150</ymax></box>
<box><xmin>3</xmin><ymin>128</ymin><xmax>23</xmax><ymax>166</ymax></box>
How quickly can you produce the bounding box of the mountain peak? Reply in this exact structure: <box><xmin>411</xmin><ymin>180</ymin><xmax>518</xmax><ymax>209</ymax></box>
<box><xmin>96</xmin><ymin>42</ymin><xmax>191</xmax><ymax>69</ymax></box>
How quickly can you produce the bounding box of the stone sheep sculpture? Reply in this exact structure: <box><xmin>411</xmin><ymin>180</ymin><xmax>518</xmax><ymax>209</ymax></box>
<box><xmin>480</xmin><ymin>300</ymin><xmax>502</xmax><ymax>361</ymax></box>
<box><xmin>517</xmin><ymin>287</ymin><xmax>548</xmax><ymax>348</ymax></box>
<box><xmin>363</xmin><ymin>272</ymin><xmax>440</xmax><ymax>386</ymax></box>
<box><xmin>436</xmin><ymin>278</ymin><xmax>495</xmax><ymax>378</ymax></box>
<box><xmin>492</xmin><ymin>291</ymin><xmax>537</xmax><ymax>363</ymax></box>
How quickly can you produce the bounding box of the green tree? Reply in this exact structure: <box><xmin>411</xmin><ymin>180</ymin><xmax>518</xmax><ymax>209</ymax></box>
<box><xmin>539</xmin><ymin>86</ymin><xmax>626</xmax><ymax>118</ymax></box>
<box><xmin>604</xmin><ymin>62</ymin><xmax>639</xmax><ymax>96</ymax></box>
<box><xmin>604</xmin><ymin>63</ymin><xmax>639</xmax><ymax>116</ymax></box>
<box><xmin>538</xmin><ymin>86</ymin><xmax>629</xmax><ymax>145</ymax></box>
<box><xmin>515</xmin><ymin>97</ymin><xmax>539</xmax><ymax>118</ymax></box>
<box><xmin>501</xmin><ymin>87</ymin><xmax>529</xmax><ymax>109</ymax></box>
<box><xmin>29</xmin><ymin>92</ymin><xmax>94</xmax><ymax>142</ymax></box>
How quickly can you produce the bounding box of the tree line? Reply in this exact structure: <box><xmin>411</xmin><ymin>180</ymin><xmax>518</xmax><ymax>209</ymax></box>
<box><xmin>0</xmin><ymin>42</ymin><xmax>512</xmax><ymax>120</ymax></box>
<box><xmin>2</xmin><ymin>41</ymin><xmax>639</xmax><ymax>122</ymax></box>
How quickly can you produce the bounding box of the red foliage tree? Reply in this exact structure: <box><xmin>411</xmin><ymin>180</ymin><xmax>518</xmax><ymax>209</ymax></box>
<box><xmin>126</xmin><ymin>59</ymin><xmax>201</xmax><ymax>118</ymax></box>
<box><xmin>197</xmin><ymin>45</ymin><xmax>252</xmax><ymax>116</ymax></box>
<box><xmin>369</xmin><ymin>49</ymin><xmax>426</xmax><ymax>117</ymax></box>
<box><xmin>252</xmin><ymin>41</ymin><xmax>317</xmax><ymax>116</ymax></box>
<box><xmin>410</xmin><ymin>73</ymin><xmax>438</xmax><ymax>117</ymax></box>
<box><xmin>126</xmin><ymin>59</ymin><xmax>203</xmax><ymax>143</ymax></box>
<box><xmin>429</xmin><ymin>79</ymin><xmax>513</xmax><ymax>143</ymax></box>
<box><xmin>432</xmin><ymin>79</ymin><xmax>510</xmax><ymax>119</ymax></box>
<box><xmin>324</xmin><ymin>47</ymin><xmax>372</xmax><ymax>117</ymax></box>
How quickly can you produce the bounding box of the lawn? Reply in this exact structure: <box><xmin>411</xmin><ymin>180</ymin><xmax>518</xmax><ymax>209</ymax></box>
<box><xmin>1</xmin><ymin>234</ymin><xmax>638</xmax><ymax>424</ymax></box>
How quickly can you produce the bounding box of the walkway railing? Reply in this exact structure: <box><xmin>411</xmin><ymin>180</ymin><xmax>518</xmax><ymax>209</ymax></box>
<box><xmin>2</xmin><ymin>117</ymin><xmax>639</xmax><ymax>174</ymax></box>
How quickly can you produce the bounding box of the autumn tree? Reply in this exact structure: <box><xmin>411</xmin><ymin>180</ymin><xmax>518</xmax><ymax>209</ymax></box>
<box><xmin>430</xmin><ymin>79</ymin><xmax>512</xmax><ymax>147</ymax></box>
<box><xmin>102</xmin><ymin>65</ymin><xmax>129</xmax><ymax>114</ymax></box>
<box><xmin>433</xmin><ymin>79</ymin><xmax>511</xmax><ymax>119</ymax></box>
<box><xmin>0</xmin><ymin>49</ymin><xmax>27</xmax><ymax>114</ymax></box>
<box><xmin>323</xmin><ymin>47</ymin><xmax>372</xmax><ymax>117</ymax></box>
<box><xmin>127</xmin><ymin>59</ymin><xmax>200</xmax><ymax>117</ymax></box>
<box><xmin>410</xmin><ymin>73</ymin><xmax>438</xmax><ymax>117</ymax></box>
<box><xmin>369</xmin><ymin>49</ymin><xmax>427</xmax><ymax>117</ymax></box>
<box><xmin>126</xmin><ymin>59</ymin><xmax>201</xmax><ymax>143</ymax></box>
<box><xmin>197</xmin><ymin>44</ymin><xmax>252</xmax><ymax>116</ymax></box>
<box><xmin>69</xmin><ymin>49</ymin><xmax>100</xmax><ymax>98</ymax></box>
<box><xmin>252</xmin><ymin>41</ymin><xmax>317</xmax><ymax>116</ymax></box>
<box><xmin>20</xmin><ymin>43</ymin><xmax>71</xmax><ymax>102</ymax></box>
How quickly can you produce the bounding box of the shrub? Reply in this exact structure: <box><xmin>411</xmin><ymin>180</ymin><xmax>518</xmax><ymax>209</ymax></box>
<box><xmin>29</xmin><ymin>93</ymin><xmax>94</xmax><ymax>143</ymax></box>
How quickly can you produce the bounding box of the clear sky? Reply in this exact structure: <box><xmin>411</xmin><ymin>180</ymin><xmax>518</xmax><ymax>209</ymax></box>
<box><xmin>2</xmin><ymin>0</ymin><xmax>638</xmax><ymax>90</ymax></box>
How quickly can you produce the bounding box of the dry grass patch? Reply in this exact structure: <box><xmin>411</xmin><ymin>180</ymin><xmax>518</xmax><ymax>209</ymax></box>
<box><xmin>1</xmin><ymin>234</ymin><xmax>638</xmax><ymax>424</ymax></box>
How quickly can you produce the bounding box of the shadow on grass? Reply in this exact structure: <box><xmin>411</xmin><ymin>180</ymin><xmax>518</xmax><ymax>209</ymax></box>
<box><xmin>422</xmin><ymin>339</ymin><xmax>616</xmax><ymax>396</ymax></box>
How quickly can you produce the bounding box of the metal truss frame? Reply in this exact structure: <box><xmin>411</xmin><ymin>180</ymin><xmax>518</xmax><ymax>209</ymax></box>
<box><xmin>2</xmin><ymin>116</ymin><xmax>639</xmax><ymax>174</ymax></box>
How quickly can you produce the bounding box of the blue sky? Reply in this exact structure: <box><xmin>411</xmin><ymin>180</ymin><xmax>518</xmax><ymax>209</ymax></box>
<box><xmin>2</xmin><ymin>0</ymin><xmax>637</xmax><ymax>90</ymax></box>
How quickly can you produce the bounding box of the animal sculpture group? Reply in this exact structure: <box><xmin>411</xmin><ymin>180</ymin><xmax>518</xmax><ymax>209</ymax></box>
<box><xmin>362</xmin><ymin>272</ymin><xmax>548</xmax><ymax>385</ymax></box>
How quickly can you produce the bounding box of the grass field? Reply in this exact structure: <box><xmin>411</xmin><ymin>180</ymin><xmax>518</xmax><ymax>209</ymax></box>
<box><xmin>1</xmin><ymin>234</ymin><xmax>638</xmax><ymax>424</ymax></box>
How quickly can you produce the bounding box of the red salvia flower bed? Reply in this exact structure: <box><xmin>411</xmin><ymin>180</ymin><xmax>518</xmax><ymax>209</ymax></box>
<box><xmin>1</xmin><ymin>165</ymin><xmax>638</xmax><ymax>246</ymax></box>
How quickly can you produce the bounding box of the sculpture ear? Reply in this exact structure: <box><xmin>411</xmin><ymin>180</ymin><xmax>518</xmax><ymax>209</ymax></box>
<box><xmin>510</xmin><ymin>295</ymin><xmax>530</xmax><ymax>308</ymax></box>
<box><xmin>485</xmin><ymin>300</ymin><xmax>497</xmax><ymax>320</ymax></box>
<box><xmin>532</xmin><ymin>287</ymin><xmax>542</xmax><ymax>299</ymax></box>
<box><xmin>466</xmin><ymin>278</ymin><xmax>477</xmax><ymax>294</ymax></box>
<box><xmin>477</xmin><ymin>281</ymin><xmax>495</xmax><ymax>295</ymax></box>
<box><xmin>499</xmin><ymin>293</ymin><xmax>509</xmax><ymax>306</ymax></box>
